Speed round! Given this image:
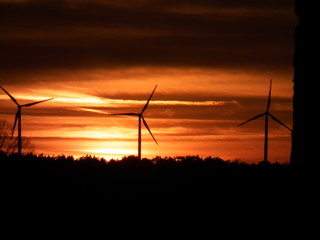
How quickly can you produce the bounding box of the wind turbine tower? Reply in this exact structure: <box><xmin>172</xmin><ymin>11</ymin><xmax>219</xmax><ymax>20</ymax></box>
<box><xmin>109</xmin><ymin>85</ymin><xmax>158</xmax><ymax>160</ymax></box>
<box><xmin>1</xmin><ymin>85</ymin><xmax>53</xmax><ymax>156</ymax></box>
<box><xmin>237</xmin><ymin>80</ymin><xmax>291</xmax><ymax>163</ymax></box>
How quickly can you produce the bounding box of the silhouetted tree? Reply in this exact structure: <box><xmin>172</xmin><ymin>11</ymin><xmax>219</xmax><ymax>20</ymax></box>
<box><xmin>0</xmin><ymin>120</ymin><xmax>34</xmax><ymax>155</ymax></box>
<box><xmin>291</xmin><ymin>1</ymin><xmax>318</xmax><ymax>166</ymax></box>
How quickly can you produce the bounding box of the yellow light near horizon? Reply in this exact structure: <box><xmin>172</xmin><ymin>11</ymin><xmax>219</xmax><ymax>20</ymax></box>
<box><xmin>0</xmin><ymin>66</ymin><xmax>293</xmax><ymax>164</ymax></box>
<box><xmin>85</xmin><ymin>148</ymin><xmax>136</xmax><ymax>159</ymax></box>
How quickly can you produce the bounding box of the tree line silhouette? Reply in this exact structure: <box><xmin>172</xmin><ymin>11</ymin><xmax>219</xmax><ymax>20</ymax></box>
<box><xmin>2</xmin><ymin>151</ymin><xmax>308</xmax><ymax>235</ymax></box>
<box><xmin>1</xmin><ymin>149</ymin><xmax>317</xmax><ymax>232</ymax></box>
<box><xmin>0</xmin><ymin>151</ymin><xmax>299</xmax><ymax>199</ymax></box>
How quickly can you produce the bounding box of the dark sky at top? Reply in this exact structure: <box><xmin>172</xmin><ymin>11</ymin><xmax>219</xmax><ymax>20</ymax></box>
<box><xmin>0</xmin><ymin>0</ymin><xmax>295</xmax><ymax>78</ymax></box>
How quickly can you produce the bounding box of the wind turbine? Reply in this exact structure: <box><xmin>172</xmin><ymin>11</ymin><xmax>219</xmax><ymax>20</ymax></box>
<box><xmin>0</xmin><ymin>85</ymin><xmax>53</xmax><ymax>156</ymax></box>
<box><xmin>109</xmin><ymin>85</ymin><xmax>158</xmax><ymax>160</ymax></box>
<box><xmin>236</xmin><ymin>79</ymin><xmax>291</xmax><ymax>163</ymax></box>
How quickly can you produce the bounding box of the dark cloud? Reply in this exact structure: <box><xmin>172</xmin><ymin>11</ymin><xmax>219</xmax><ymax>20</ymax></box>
<box><xmin>0</xmin><ymin>0</ymin><xmax>296</xmax><ymax>75</ymax></box>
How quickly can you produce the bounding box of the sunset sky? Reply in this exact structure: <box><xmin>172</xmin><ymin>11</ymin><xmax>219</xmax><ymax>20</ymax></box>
<box><xmin>0</xmin><ymin>0</ymin><xmax>296</xmax><ymax>163</ymax></box>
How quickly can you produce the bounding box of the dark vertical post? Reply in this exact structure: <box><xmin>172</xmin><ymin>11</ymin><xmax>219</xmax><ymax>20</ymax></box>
<box><xmin>138</xmin><ymin>115</ymin><xmax>141</xmax><ymax>160</ymax></box>
<box><xmin>18</xmin><ymin>108</ymin><xmax>22</xmax><ymax>156</ymax></box>
<box><xmin>264</xmin><ymin>113</ymin><xmax>268</xmax><ymax>163</ymax></box>
<box><xmin>291</xmin><ymin>0</ymin><xmax>317</xmax><ymax>166</ymax></box>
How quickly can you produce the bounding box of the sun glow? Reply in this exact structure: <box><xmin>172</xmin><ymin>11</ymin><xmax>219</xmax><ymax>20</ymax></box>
<box><xmin>0</xmin><ymin>66</ymin><xmax>293</xmax><ymax>164</ymax></box>
<box><xmin>86</xmin><ymin>148</ymin><xmax>136</xmax><ymax>159</ymax></box>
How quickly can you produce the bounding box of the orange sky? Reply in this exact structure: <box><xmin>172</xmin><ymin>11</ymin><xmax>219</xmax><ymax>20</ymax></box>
<box><xmin>0</xmin><ymin>0</ymin><xmax>296</xmax><ymax>163</ymax></box>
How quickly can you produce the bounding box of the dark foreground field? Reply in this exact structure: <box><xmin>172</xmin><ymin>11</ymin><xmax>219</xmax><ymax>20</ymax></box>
<box><xmin>0</xmin><ymin>152</ymin><xmax>318</xmax><ymax>234</ymax></box>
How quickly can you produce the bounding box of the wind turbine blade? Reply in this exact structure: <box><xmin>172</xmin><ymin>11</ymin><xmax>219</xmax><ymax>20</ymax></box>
<box><xmin>267</xmin><ymin>79</ymin><xmax>272</xmax><ymax>111</ymax></box>
<box><xmin>142</xmin><ymin>116</ymin><xmax>158</xmax><ymax>145</ymax></box>
<box><xmin>11</xmin><ymin>111</ymin><xmax>19</xmax><ymax>139</ymax></box>
<box><xmin>237</xmin><ymin>113</ymin><xmax>265</xmax><ymax>127</ymax></box>
<box><xmin>0</xmin><ymin>85</ymin><xmax>19</xmax><ymax>106</ymax></box>
<box><xmin>108</xmin><ymin>113</ymin><xmax>138</xmax><ymax>116</ymax></box>
<box><xmin>22</xmin><ymin>98</ymin><xmax>54</xmax><ymax>107</ymax></box>
<box><xmin>141</xmin><ymin>84</ymin><xmax>157</xmax><ymax>114</ymax></box>
<box><xmin>269</xmin><ymin>113</ymin><xmax>292</xmax><ymax>131</ymax></box>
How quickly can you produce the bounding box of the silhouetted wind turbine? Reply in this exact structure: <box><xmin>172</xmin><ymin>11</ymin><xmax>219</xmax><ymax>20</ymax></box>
<box><xmin>0</xmin><ymin>85</ymin><xmax>53</xmax><ymax>156</ymax></box>
<box><xmin>109</xmin><ymin>85</ymin><xmax>158</xmax><ymax>160</ymax></box>
<box><xmin>236</xmin><ymin>79</ymin><xmax>291</xmax><ymax>163</ymax></box>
